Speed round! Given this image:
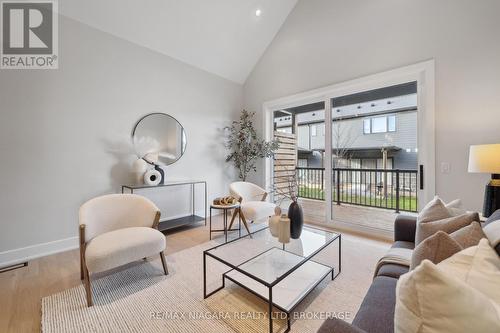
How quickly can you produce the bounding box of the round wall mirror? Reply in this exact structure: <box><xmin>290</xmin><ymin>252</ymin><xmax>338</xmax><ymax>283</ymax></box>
<box><xmin>132</xmin><ymin>113</ymin><xmax>187</xmax><ymax>165</ymax></box>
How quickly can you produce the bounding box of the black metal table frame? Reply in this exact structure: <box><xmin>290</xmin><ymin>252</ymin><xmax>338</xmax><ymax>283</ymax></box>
<box><xmin>121</xmin><ymin>180</ymin><xmax>207</xmax><ymax>227</ymax></box>
<box><xmin>203</xmin><ymin>225</ymin><xmax>341</xmax><ymax>333</ymax></box>
<box><xmin>209</xmin><ymin>205</ymin><xmax>241</xmax><ymax>243</ymax></box>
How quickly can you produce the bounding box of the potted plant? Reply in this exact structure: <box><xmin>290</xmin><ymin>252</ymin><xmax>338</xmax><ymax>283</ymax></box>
<box><xmin>225</xmin><ymin>110</ymin><xmax>279</xmax><ymax>181</ymax></box>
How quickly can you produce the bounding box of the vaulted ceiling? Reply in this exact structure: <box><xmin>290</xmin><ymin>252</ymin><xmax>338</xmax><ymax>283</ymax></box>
<box><xmin>60</xmin><ymin>0</ymin><xmax>298</xmax><ymax>83</ymax></box>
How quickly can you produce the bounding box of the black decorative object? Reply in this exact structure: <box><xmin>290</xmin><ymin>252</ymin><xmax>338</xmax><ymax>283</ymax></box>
<box><xmin>483</xmin><ymin>178</ymin><xmax>500</xmax><ymax>218</ymax></box>
<box><xmin>288</xmin><ymin>201</ymin><xmax>303</xmax><ymax>239</ymax></box>
<box><xmin>155</xmin><ymin>164</ymin><xmax>165</xmax><ymax>185</ymax></box>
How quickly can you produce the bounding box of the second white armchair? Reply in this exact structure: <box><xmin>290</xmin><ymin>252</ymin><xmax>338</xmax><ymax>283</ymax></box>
<box><xmin>229</xmin><ymin>182</ymin><xmax>276</xmax><ymax>236</ymax></box>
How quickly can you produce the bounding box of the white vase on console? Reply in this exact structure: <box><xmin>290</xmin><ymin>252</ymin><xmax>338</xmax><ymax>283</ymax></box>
<box><xmin>132</xmin><ymin>158</ymin><xmax>148</xmax><ymax>185</ymax></box>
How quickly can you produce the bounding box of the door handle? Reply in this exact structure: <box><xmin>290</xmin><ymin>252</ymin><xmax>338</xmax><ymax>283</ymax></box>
<box><xmin>419</xmin><ymin>165</ymin><xmax>424</xmax><ymax>190</ymax></box>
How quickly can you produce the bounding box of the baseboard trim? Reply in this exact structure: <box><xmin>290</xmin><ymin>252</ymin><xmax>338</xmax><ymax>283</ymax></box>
<box><xmin>0</xmin><ymin>236</ymin><xmax>79</xmax><ymax>269</ymax></box>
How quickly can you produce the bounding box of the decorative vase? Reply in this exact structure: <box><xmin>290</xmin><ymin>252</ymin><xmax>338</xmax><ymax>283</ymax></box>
<box><xmin>132</xmin><ymin>158</ymin><xmax>148</xmax><ymax>185</ymax></box>
<box><xmin>288</xmin><ymin>201</ymin><xmax>303</xmax><ymax>239</ymax></box>
<box><xmin>144</xmin><ymin>169</ymin><xmax>162</xmax><ymax>186</ymax></box>
<box><xmin>278</xmin><ymin>214</ymin><xmax>291</xmax><ymax>244</ymax></box>
<box><xmin>154</xmin><ymin>164</ymin><xmax>165</xmax><ymax>185</ymax></box>
<box><xmin>268</xmin><ymin>207</ymin><xmax>282</xmax><ymax>237</ymax></box>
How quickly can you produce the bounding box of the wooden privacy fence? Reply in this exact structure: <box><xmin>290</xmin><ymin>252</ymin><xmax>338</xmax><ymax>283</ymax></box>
<box><xmin>273</xmin><ymin>131</ymin><xmax>297</xmax><ymax>199</ymax></box>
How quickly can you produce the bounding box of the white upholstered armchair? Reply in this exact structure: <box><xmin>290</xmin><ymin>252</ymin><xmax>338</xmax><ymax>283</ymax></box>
<box><xmin>79</xmin><ymin>194</ymin><xmax>167</xmax><ymax>306</ymax></box>
<box><xmin>229</xmin><ymin>182</ymin><xmax>276</xmax><ymax>236</ymax></box>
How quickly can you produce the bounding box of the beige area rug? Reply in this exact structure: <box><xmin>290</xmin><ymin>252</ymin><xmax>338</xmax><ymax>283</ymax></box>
<box><xmin>42</xmin><ymin>232</ymin><xmax>389</xmax><ymax>332</ymax></box>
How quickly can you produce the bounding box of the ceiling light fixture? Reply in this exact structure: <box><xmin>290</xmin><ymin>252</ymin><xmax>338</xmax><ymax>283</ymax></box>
<box><xmin>255</xmin><ymin>9</ymin><xmax>262</xmax><ymax>17</ymax></box>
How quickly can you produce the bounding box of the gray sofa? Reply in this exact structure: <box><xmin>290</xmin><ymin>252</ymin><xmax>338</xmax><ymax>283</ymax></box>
<box><xmin>318</xmin><ymin>210</ymin><xmax>500</xmax><ymax>333</ymax></box>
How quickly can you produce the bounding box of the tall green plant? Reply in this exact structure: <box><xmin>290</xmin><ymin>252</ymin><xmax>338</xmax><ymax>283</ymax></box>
<box><xmin>225</xmin><ymin>110</ymin><xmax>279</xmax><ymax>181</ymax></box>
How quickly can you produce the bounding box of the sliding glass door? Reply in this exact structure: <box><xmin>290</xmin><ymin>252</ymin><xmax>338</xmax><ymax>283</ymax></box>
<box><xmin>265</xmin><ymin>61</ymin><xmax>435</xmax><ymax>237</ymax></box>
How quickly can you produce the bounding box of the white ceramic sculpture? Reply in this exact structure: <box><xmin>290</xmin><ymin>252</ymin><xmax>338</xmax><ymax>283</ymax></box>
<box><xmin>144</xmin><ymin>169</ymin><xmax>162</xmax><ymax>186</ymax></box>
<box><xmin>269</xmin><ymin>207</ymin><xmax>282</xmax><ymax>237</ymax></box>
<box><xmin>278</xmin><ymin>214</ymin><xmax>291</xmax><ymax>244</ymax></box>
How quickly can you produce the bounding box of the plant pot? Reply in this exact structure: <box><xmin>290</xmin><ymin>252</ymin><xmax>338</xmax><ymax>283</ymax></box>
<box><xmin>288</xmin><ymin>201</ymin><xmax>303</xmax><ymax>239</ymax></box>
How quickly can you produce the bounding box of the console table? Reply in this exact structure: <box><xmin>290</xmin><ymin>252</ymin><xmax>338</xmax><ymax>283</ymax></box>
<box><xmin>122</xmin><ymin>180</ymin><xmax>207</xmax><ymax>232</ymax></box>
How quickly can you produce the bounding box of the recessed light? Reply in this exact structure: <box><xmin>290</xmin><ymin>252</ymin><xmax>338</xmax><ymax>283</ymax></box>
<box><xmin>255</xmin><ymin>9</ymin><xmax>262</xmax><ymax>17</ymax></box>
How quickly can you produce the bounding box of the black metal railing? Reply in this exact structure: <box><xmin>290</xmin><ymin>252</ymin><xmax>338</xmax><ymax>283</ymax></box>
<box><xmin>296</xmin><ymin>167</ymin><xmax>418</xmax><ymax>212</ymax></box>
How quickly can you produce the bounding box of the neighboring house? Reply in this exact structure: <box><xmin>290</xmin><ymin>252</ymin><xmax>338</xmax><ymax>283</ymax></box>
<box><xmin>275</xmin><ymin>90</ymin><xmax>418</xmax><ymax>171</ymax></box>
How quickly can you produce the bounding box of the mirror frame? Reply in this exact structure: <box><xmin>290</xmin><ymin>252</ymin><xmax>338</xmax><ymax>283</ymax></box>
<box><xmin>132</xmin><ymin>112</ymin><xmax>187</xmax><ymax>166</ymax></box>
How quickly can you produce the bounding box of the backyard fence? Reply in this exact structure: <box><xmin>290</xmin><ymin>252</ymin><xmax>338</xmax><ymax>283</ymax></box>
<box><xmin>296</xmin><ymin>167</ymin><xmax>418</xmax><ymax>212</ymax></box>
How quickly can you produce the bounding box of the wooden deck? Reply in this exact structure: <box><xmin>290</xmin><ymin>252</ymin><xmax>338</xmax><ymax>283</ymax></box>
<box><xmin>285</xmin><ymin>198</ymin><xmax>417</xmax><ymax>233</ymax></box>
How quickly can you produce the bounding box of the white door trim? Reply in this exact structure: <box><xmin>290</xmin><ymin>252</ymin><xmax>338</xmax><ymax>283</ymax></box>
<box><xmin>263</xmin><ymin>60</ymin><xmax>435</xmax><ymax>225</ymax></box>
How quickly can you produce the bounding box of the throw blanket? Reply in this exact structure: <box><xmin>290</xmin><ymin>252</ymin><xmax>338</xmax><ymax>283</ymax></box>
<box><xmin>373</xmin><ymin>247</ymin><xmax>412</xmax><ymax>278</ymax></box>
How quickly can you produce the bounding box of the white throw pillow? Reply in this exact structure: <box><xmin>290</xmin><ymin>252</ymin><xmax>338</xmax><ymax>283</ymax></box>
<box><xmin>438</xmin><ymin>238</ymin><xmax>500</xmax><ymax>301</ymax></box>
<box><xmin>395</xmin><ymin>239</ymin><xmax>500</xmax><ymax>333</ymax></box>
<box><xmin>445</xmin><ymin>198</ymin><xmax>466</xmax><ymax>216</ymax></box>
<box><xmin>483</xmin><ymin>219</ymin><xmax>500</xmax><ymax>249</ymax></box>
<box><xmin>417</xmin><ymin>196</ymin><xmax>451</xmax><ymax>224</ymax></box>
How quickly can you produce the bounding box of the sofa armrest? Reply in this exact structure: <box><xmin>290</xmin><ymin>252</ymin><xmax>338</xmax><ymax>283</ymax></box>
<box><xmin>394</xmin><ymin>215</ymin><xmax>417</xmax><ymax>242</ymax></box>
<box><xmin>317</xmin><ymin>318</ymin><xmax>367</xmax><ymax>333</ymax></box>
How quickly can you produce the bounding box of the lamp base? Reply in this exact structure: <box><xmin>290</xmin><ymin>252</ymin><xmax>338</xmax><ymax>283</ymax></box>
<box><xmin>483</xmin><ymin>183</ymin><xmax>500</xmax><ymax>218</ymax></box>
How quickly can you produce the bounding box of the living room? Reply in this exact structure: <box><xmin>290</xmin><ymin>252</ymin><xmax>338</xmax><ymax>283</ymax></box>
<box><xmin>1</xmin><ymin>1</ymin><xmax>499</xmax><ymax>332</ymax></box>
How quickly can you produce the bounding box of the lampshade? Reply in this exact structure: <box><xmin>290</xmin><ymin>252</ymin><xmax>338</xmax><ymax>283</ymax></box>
<box><xmin>468</xmin><ymin>144</ymin><xmax>500</xmax><ymax>174</ymax></box>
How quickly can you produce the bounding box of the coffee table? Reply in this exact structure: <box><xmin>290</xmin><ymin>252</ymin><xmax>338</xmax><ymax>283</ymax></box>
<box><xmin>203</xmin><ymin>225</ymin><xmax>341</xmax><ymax>333</ymax></box>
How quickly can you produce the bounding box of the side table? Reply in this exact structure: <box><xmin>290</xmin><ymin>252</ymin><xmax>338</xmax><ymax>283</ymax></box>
<box><xmin>209</xmin><ymin>203</ymin><xmax>241</xmax><ymax>243</ymax></box>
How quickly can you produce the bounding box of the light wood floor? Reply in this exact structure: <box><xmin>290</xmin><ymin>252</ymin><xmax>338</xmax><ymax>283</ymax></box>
<box><xmin>0</xmin><ymin>215</ymin><xmax>390</xmax><ymax>333</ymax></box>
<box><xmin>0</xmin><ymin>215</ymin><xmax>259</xmax><ymax>333</ymax></box>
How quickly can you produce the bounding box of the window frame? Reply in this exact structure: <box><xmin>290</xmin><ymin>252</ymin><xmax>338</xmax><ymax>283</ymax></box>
<box><xmin>363</xmin><ymin>114</ymin><xmax>396</xmax><ymax>134</ymax></box>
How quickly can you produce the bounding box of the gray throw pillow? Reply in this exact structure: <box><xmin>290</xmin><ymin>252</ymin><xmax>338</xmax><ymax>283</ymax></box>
<box><xmin>415</xmin><ymin>212</ymin><xmax>479</xmax><ymax>245</ymax></box>
<box><xmin>450</xmin><ymin>222</ymin><xmax>486</xmax><ymax>249</ymax></box>
<box><xmin>410</xmin><ymin>231</ymin><xmax>462</xmax><ymax>270</ymax></box>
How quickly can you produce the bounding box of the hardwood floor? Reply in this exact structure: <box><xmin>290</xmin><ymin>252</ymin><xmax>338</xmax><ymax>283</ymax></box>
<box><xmin>0</xmin><ymin>215</ymin><xmax>390</xmax><ymax>333</ymax></box>
<box><xmin>0</xmin><ymin>215</ymin><xmax>254</xmax><ymax>333</ymax></box>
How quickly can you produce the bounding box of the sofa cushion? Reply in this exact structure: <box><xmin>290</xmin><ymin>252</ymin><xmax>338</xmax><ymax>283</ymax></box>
<box><xmin>85</xmin><ymin>227</ymin><xmax>166</xmax><ymax>273</ymax></box>
<box><xmin>484</xmin><ymin>209</ymin><xmax>500</xmax><ymax>255</ymax></box>
<box><xmin>410</xmin><ymin>231</ymin><xmax>462</xmax><ymax>270</ymax></box>
<box><xmin>240</xmin><ymin>201</ymin><xmax>276</xmax><ymax>221</ymax></box>
<box><xmin>376</xmin><ymin>264</ymin><xmax>409</xmax><ymax>279</ymax></box>
<box><xmin>484</xmin><ymin>208</ymin><xmax>500</xmax><ymax>225</ymax></box>
<box><xmin>415</xmin><ymin>212</ymin><xmax>479</xmax><ymax>245</ymax></box>
<box><xmin>445</xmin><ymin>198</ymin><xmax>466</xmax><ymax>216</ymax></box>
<box><xmin>352</xmin><ymin>276</ymin><xmax>397</xmax><ymax>333</ymax></box>
<box><xmin>449</xmin><ymin>221</ymin><xmax>485</xmax><ymax>249</ymax></box>
<box><xmin>374</xmin><ymin>247</ymin><xmax>412</xmax><ymax>277</ymax></box>
<box><xmin>392</xmin><ymin>241</ymin><xmax>415</xmax><ymax>250</ymax></box>
<box><xmin>438</xmin><ymin>238</ymin><xmax>500</xmax><ymax>300</ymax></box>
<box><xmin>395</xmin><ymin>240</ymin><xmax>500</xmax><ymax>333</ymax></box>
<box><xmin>416</xmin><ymin>196</ymin><xmax>451</xmax><ymax>224</ymax></box>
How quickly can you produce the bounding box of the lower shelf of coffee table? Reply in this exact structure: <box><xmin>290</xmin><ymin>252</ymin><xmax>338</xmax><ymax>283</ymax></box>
<box><xmin>224</xmin><ymin>250</ymin><xmax>332</xmax><ymax>312</ymax></box>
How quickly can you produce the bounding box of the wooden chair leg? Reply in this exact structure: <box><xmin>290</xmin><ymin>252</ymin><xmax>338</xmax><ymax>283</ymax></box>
<box><xmin>83</xmin><ymin>266</ymin><xmax>93</xmax><ymax>307</ymax></box>
<box><xmin>80</xmin><ymin>254</ymin><xmax>84</xmax><ymax>280</ymax></box>
<box><xmin>239</xmin><ymin>210</ymin><xmax>252</xmax><ymax>238</ymax></box>
<box><xmin>160</xmin><ymin>251</ymin><xmax>169</xmax><ymax>275</ymax></box>
<box><xmin>227</xmin><ymin>209</ymin><xmax>238</xmax><ymax>230</ymax></box>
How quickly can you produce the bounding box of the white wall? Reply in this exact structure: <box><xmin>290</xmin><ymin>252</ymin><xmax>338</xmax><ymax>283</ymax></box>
<box><xmin>244</xmin><ymin>0</ymin><xmax>500</xmax><ymax>211</ymax></box>
<box><xmin>0</xmin><ymin>16</ymin><xmax>242</xmax><ymax>266</ymax></box>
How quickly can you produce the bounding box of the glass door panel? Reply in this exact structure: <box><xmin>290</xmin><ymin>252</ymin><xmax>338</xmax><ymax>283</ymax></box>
<box><xmin>329</xmin><ymin>82</ymin><xmax>419</xmax><ymax>233</ymax></box>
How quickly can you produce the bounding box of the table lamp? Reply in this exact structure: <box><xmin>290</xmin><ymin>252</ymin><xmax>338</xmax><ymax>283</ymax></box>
<box><xmin>468</xmin><ymin>144</ymin><xmax>500</xmax><ymax>217</ymax></box>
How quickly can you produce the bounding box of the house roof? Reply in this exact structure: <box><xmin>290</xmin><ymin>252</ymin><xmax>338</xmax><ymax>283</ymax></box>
<box><xmin>299</xmin><ymin>145</ymin><xmax>402</xmax><ymax>155</ymax></box>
